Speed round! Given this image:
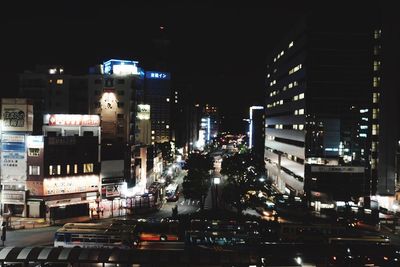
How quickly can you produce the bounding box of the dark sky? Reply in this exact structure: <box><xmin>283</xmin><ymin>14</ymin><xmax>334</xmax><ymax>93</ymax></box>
<box><xmin>1</xmin><ymin>1</ymin><xmax>350</xmax><ymax>133</ymax></box>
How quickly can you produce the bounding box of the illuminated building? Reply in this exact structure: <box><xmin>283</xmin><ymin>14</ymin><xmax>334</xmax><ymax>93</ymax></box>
<box><xmin>264</xmin><ymin>12</ymin><xmax>378</xmax><ymax>206</ymax></box>
<box><xmin>144</xmin><ymin>71</ymin><xmax>172</xmax><ymax>144</ymax></box>
<box><xmin>24</xmin><ymin>114</ymin><xmax>101</xmax><ymax>221</ymax></box>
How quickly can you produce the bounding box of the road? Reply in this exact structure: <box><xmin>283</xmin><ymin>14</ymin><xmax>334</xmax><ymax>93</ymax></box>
<box><xmin>2</xmin><ymin>168</ymin><xmax>198</xmax><ymax>247</ymax></box>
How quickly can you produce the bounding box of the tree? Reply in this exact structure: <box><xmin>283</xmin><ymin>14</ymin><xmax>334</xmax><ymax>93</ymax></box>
<box><xmin>220</xmin><ymin>151</ymin><xmax>265</xmax><ymax>215</ymax></box>
<box><xmin>182</xmin><ymin>153</ymin><xmax>213</xmax><ymax>211</ymax></box>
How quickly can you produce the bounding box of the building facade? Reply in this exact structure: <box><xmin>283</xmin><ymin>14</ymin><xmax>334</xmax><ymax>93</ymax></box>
<box><xmin>264</xmin><ymin>13</ymin><xmax>377</xmax><ymax>206</ymax></box>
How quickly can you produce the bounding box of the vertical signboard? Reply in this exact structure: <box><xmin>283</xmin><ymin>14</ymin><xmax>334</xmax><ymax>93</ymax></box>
<box><xmin>1</xmin><ymin>133</ymin><xmax>27</xmax><ymax>183</ymax></box>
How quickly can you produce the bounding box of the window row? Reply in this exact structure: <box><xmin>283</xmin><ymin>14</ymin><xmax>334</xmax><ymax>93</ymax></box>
<box><xmin>293</xmin><ymin>93</ymin><xmax>304</xmax><ymax>101</ymax></box>
<box><xmin>48</xmin><ymin>163</ymin><xmax>94</xmax><ymax>176</ymax></box>
<box><xmin>294</xmin><ymin>109</ymin><xmax>305</xmax><ymax>115</ymax></box>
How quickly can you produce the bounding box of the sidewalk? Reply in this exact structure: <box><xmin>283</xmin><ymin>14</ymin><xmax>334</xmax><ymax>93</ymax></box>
<box><xmin>1</xmin><ymin>216</ymin><xmax>50</xmax><ymax>230</ymax></box>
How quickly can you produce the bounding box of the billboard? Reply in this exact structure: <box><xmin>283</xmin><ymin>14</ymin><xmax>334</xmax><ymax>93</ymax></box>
<box><xmin>27</xmin><ymin>136</ymin><xmax>44</xmax><ymax>148</ymax></box>
<box><xmin>1</xmin><ymin>104</ymin><xmax>33</xmax><ymax>132</ymax></box>
<box><xmin>137</xmin><ymin>104</ymin><xmax>150</xmax><ymax>120</ymax></box>
<box><xmin>103</xmin><ymin>59</ymin><xmax>139</xmax><ymax>75</ymax></box>
<box><xmin>44</xmin><ymin>114</ymin><xmax>100</xmax><ymax>126</ymax></box>
<box><xmin>1</xmin><ymin>133</ymin><xmax>27</xmax><ymax>183</ymax></box>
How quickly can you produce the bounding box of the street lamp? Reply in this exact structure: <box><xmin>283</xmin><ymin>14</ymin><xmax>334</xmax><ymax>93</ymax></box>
<box><xmin>213</xmin><ymin>177</ymin><xmax>221</xmax><ymax>210</ymax></box>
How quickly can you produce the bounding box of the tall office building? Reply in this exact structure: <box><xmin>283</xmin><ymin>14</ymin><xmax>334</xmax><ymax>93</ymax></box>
<box><xmin>264</xmin><ymin>12</ymin><xmax>377</xmax><ymax>206</ymax></box>
<box><xmin>144</xmin><ymin>71</ymin><xmax>172</xmax><ymax>144</ymax></box>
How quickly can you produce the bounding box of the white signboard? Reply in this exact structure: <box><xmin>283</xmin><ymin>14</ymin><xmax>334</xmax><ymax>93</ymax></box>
<box><xmin>310</xmin><ymin>166</ymin><xmax>365</xmax><ymax>173</ymax></box>
<box><xmin>1</xmin><ymin>133</ymin><xmax>27</xmax><ymax>183</ymax></box>
<box><xmin>137</xmin><ymin>104</ymin><xmax>150</xmax><ymax>120</ymax></box>
<box><xmin>44</xmin><ymin>114</ymin><xmax>100</xmax><ymax>126</ymax></box>
<box><xmin>1</xmin><ymin>104</ymin><xmax>33</xmax><ymax>132</ymax></box>
<box><xmin>27</xmin><ymin>136</ymin><xmax>44</xmax><ymax>148</ymax></box>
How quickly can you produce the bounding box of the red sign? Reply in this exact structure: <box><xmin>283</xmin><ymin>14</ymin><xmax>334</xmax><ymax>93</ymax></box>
<box><xmin>48</xmin><ymin>114</ymin><xmax>100</xmax><ymax>126</ymax></box>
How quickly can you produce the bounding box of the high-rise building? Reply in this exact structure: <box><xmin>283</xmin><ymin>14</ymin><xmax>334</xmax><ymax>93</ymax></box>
<box><xmin>264</xmin><ymin>12</ymin><xmax>377</xmax><ymax>205</ymax></box>
<box><xmin>144</xmin><ymin>71</ymin><xmax>172</xmax><ymax>144</ymax></box>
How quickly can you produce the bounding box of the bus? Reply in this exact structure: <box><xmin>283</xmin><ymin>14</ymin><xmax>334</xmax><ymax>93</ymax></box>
<box><xmin>165</xmin><ymin>183</ymin><xmax>180</xmax><ymax>201</ymax></box>
<box><xmin>135</xmin><ymin>221</ymin><xmax>180</xmax><ymax>242</ymax></box>
<box><xmin>328</xmin><ymin>235</ymin><xmax>390</xmax><ymax>245</ymax></box>
<box><xmin>54</xmin><ymin>224</ymin><xmax>138</xmax><ymax>249</ymax></box>
<box><xmin>279</xmin><ymin>223</ymin><xmax>347</xmax><ymax>243</ymax></box>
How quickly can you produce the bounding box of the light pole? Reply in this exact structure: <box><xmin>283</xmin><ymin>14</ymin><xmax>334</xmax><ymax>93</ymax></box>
<box><xmin>213</xmin><ymin>177</ymin><xmax>221</xmax><ymax>210</ymax></box>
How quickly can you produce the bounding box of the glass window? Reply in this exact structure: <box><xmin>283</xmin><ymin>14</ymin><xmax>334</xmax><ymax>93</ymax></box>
<box><xmin>56</xmin><ymin>79</ymin><xmax>63</xmax><ymax>85</ymax></box>
<box><xmin>83</xmin><ymin>163</ymin><xmax>94</xmax><ymax>173</ymax></box>
<box><xmin>298</xmin><ymin>124</ymin><xmax>304</xmax><ymax>130</ymax></box>
<box><xmin>49</xmin><ymin>165</ymin><xmax>56</xmax><ymax>175</ymax></box>
<box><xmin>29</xmin><ymin>166</ymin><xmax>40</xmax><ymax>175</ymax></box>
<box><xmin>28</xmin><ymin>148</ymin><xmax>40</xmax><ymax>157</ymax></box>
<box><xmin>289</xmin><ymin>41</ymin><xmax>294</xmax><ymax>48</ymax></box>
<box><xmin>66</xmin><ymin>164</ymin><xmax>70</xmax><ymax>175</ymax></box>
<box><xmin>298</xmin><ymin>109</ymin><xmax>305</xmax><ymax>115</ymax></box>
<box><xmin>74</xmin><ymin>164</ymin><xmax>78</xmax><ymax>174</ymax></box>
<box><xmin>299</xmin><ymin>93</ymin><xmax>304</xmax><ymax>99</ymax></box>
<box><xmin>57</xmin><ymin>165</ymin><xmax>61</xmax><ymax>175</ymax></box>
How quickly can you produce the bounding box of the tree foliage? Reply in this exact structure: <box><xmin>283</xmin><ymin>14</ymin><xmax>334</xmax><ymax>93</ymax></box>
<box><xmin>182</xmin><ymin>153</ymin><xmax>213</xmax><ymax>210</ymax></box>
<box><xmin>220</xmin><ymin>151</ymin><xmax>265</xmax><ymax>215</ymax></box>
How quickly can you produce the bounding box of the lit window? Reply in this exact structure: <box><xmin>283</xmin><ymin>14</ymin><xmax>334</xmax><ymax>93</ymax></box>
<box><xmin>293</xmin><ymin>125</ymin><xmax>298</xmax><ymax>130</ymax></box>
<box><xmin>373</xmin><ymin>29</ymin><xmax>381</xmax><ymax>39</ymax></box>
<box><xmin>293</xmin><ymin>95</ymin><xmax>299</xmax><ymax>101</ymax></box>
<box><xmin>294</xmin><ymin>110</ymin><xmax>298</xmax><ymax>115</ymax></box>
<box><xmin>83</xmin><ymin>163</ymin><xmax>94</xmax><ymax>173</ymax></box>
<box><xmin>151</xmin><ymin>130</ymin><xmax>155</xmax><ymax>134</ymax></box>
<box><xmin>279</xmin><ymin>100</ymin><xmax>283</xmax><ymax>105</ymax></box>
<box><xmin>372</xmin><ymin>108</ymin><xmax>379</xmax><ymax>119</ymax></box>
<box><xmin>166</xmin><ymin>98</ymin><xmax>170</xmax><ymax>102</ymax></box>
<box><xmin>288</xmin><ymin>83</ymin><xmax>293</xmax><ymax>89</ymax></box>
<box><xmin>49</xmin><ymin>165</ymin><xmax>56</xmax><ymax>176</ymax></box>
<box><xmin>371</xmin><ymin>142</ymin><xmax>377</xmax><ymax>152</ymax></box>
<box><xmin>373</xmin><ymin>61</ymin><xmax>381</xmax><ymax>71</ymax></box>
<box><xmin>28</xmin><ymin>148</ymin><xmax>40</xmax><ymax>157</ymax></box>
<box><xmin>66</xmin><ymin>164</ymin><xmax>70</xmax><ymax>175</ymax></box>
<box><xmin>373</xmin><ymin>93</ymin><xmax>380</xmax><ymax>103</ymax></box>
<box><xmin>289</xmin><ymin>41</ymin><xmax>294</xmax><ymax>48</ymax></box>
<box><xmin>152</xmin><ymin>136</ymin><xmax>155</xmax><ymax>140</ymax></box>
<box><xmin>74</xmin><ymin>164</ymin><xmax>78</xmax><ymax>174</ymax></box>
<box><xmin>57</xmin><ymin>165</ymin><xmax>61</xmax><ymax>175</ymax></box>
<box><xmin>267</xmin><ymin>73</ymin><xmax>270</xmax><ymax>78</ymax></box>
<box><xmin>56</xmin><ymin>79</ymin><xmax>63</xmax><ymax>85</ymax></box>
<box><xmin>298</xmin><ymin>109</ymin><xmax>304</xmax><ymax>115</ymax></box>
<box><xmin>49</xmin><ymin>79</ymin><xmax>52</xmax><ymax>84</ymax></box>
<box><xmin>166</xmin><ymin>125</ymin><xmax>169</xmax><ymax>129</ymax></box>
<box><xmin>289</xmin><ymin>64</ymin><xmax>302</xmax><ymax>75</ymax></box>
<box><xmin>372</xmin><ymin>124</ymin><xmax>379</xmax><ymax>135</ymax></box>
<box><xmin>373</xmin><ymin>77</ymin><xmax>380</xmax><ymax>87</ymax></box>
<box><xmin>175</xmin><ymin>91</ymin><xmax>178</xmax><ymax>95</ymax></box>
<box><xmin>299</xmin><ymin>93</ymin><xmax>304</xmax><ymax>99</ymax></box>
<box><xmin>49</xmin><ymin>68</ymin><xmax>57</xmax><ymax>74</ymax></box>
<box><xmin>29</xmin><ymin>166</ymin><xmax>40</xmax><ymax>175</ymax></box>
<box><xmin>175</xmin><ymin>100</ymin><xmax>178</xmax><ymax>103</ymax></box>
<box><xmin>298</xmin><ymin>124</ymin><xmax>304</xmax><ymax>130</ymax></box>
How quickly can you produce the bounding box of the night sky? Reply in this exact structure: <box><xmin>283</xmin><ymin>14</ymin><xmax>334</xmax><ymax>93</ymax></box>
<box><xmin>0</xmin><ymin>1</ymin><xmax>373</xmax><ymax>133</ymax></box>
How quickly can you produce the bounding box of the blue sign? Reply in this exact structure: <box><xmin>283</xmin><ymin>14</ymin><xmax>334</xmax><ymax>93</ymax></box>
<box><xmin>102</xmin><ymin>59</ymin><xmax>139</xmax><ymax>75</ymax></box>
<box><xmin>146</xmin><ymin>71</ymin><xmax>170</xmax><ymax>80</ymax></box>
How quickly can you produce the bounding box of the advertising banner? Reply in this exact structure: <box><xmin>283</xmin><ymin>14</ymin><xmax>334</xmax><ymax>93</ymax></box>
<box><xmin>1</xmin><ymin>133</ymin><xmax>27</xmax><ymax>183</ymax></box>
<box><xmin>44</xmin><ymin>114</ymin><xmax>100</xmax><ymax>127</ymax></box>
<box><xmin>137</xmin><ymin>104</ymin><xmax>150</xmax><ymax>120</ymax></box>
<box><xmin>1</xmin><ymin>104</ymin><xmax>33</xmax><ymax>132</ymax></box>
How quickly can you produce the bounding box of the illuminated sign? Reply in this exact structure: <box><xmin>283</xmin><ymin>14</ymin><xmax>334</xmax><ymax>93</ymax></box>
<box><xmin>137</xmin><ymin>104</ymin><xmax>151</xmax><ymax>120</ymax></box>
<box><xmin>146</xmin><ymin>71</ymin><xmax>170</xmax><ymax>80</ymax></box>
<box><xmin>43</xmin><ymin>175</ymin><xmax>99</xmax><ymax>196</ymax></box>
<box><xmin>102</xmin><ymin>59</ymin><xmax>139</xmax><ymax>75</ymax></box>
<box><xmin>44</xmin><ymin>114</ymin><xmax>100</xmax><ymax>127</ymax></box>
<box><xmin>1</xmin><ymin>133</ymin><xmax>27</xmax><ymax>183</ymax></box>
<box><xmin>27</xmin><ymin>136</ymin><xmax>44</xmax><ymax>148</ymax></box>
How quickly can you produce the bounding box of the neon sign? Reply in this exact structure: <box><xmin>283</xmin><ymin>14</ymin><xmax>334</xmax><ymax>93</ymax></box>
<box><xmin>146</xmin><ymin>71</ymin><xmax>170</xmax><ymax>80</ymax></box>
